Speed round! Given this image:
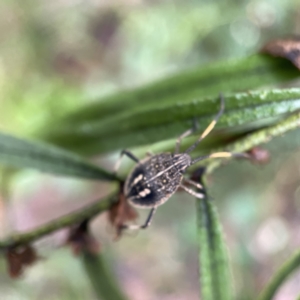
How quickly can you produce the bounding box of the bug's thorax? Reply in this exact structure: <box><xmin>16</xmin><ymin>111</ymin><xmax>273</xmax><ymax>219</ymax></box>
<box><xmin>171</xmin><ymin>153</ymin><xmax>192</xmax><ymax>173</ymax></box>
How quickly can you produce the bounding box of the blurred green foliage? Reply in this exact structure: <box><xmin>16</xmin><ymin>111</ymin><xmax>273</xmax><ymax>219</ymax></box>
<box><xmin>0</xmin><ymin>0</ymin><xmax>300</xmax><ymax>300</ymax></box>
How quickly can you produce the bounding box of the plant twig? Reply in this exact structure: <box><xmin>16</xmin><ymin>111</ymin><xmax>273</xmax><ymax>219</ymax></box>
<box><xmin>258</xmin><ymin>249</ymin><xmax>300</xmax><ymax>300</ymax></box>
<box><xmin>82</xmin><ymin>251</ymin><xmax>129</xmax><ymax>300</ymax></box>
<box><xmin>203</xmin><ymin>111</ymin><xmax>300</xmax><ymax>174</ymax></box>
<box><xmin>0</xmin><ymin>192</ymin><xmax>118</xmax><ymax>249</ymax></box>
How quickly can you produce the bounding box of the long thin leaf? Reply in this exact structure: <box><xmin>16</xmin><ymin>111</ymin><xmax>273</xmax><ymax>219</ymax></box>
<box><xmin>258</xmin><ymin>249</ymin><xmax>300</xmax><ymax>300</ymax></box>
<box><xmin>58</xmin><ymin>55</ymin><xmax>299</xmax><ymax>125</ymax></box>
<box><xmin>39</xmin><ymin>54</ymin><xmax>300</xmax><ymax>155</ymax></box>
<box><xmin>197</xmin><ymin>195</ymin><xmax>232</xmax><ymax>300</ymax></box>
<box><xmin>82</xmin><ymin>252</ymin><xmax>128</xmax><ymax>300</ymax></box>
<box><xmin>43</xmin><ymin>89</ymin><xmax>300</xmax><ymax>154</ymax></box>
<box><xmin>0</xmin><ymin>132</ymin><xmax>116</xmax><ymax>180</ymax></box>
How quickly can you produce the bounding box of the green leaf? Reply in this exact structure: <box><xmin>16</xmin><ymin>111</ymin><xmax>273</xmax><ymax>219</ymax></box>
<box><xmin>82</xmin><ymin>252</ymin><xmax>129</xmax><ymax>300</ymax></box>
<box><xmin>42</xmin><ymin>88</ymin><xmax>300</xmax><ymax>155</ymax></box>
<box><xmin>0</xmin><ymin>132</ymin><xmax>116</xmax><ymax>180</ymax></box>
<box><xmin>196</xmin><ymin>194</ymin><xmax>232</xmax><ymax>300</ymax></box>
<box><xmin>57</xmin><ymin>55</ymin><xmax>299</xmax><ymax>125</ymax></box>
<box><xmin>258</xmin><ymin>249</ymin><xmax>300</xmax><ymax>300</ymax></box>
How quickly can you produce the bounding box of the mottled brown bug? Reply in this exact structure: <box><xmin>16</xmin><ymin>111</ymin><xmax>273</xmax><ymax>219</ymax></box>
<box><xmin>114</xmin><ymin>96</ymin><xmax>246</xmax><ymax>230</ymax></box>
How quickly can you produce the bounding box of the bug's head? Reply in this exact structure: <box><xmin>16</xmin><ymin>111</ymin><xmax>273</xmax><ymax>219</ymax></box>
<box><xmin>172</xmin><ymin>153</ymin><xmax>191</xmax><ymax>173</ymax></box>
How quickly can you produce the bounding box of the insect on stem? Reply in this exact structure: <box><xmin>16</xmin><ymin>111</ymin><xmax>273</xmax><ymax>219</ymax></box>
<box><xmin>115</xmin><ymin>94</ymin><xmax>248</xmax><ymax>231</ymax></box>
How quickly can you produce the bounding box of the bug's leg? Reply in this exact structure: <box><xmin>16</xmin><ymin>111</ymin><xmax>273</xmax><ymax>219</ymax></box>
<box><xmin>180</xmin><ymin>184</ymin><xmax>205</xmax><ymax>199</ymax></box>
<box><xmin>175</xmin><ymin>119</ymin><xmax>198</xmax><ymax>154</ymax></box>
<box><xmin>175</xmin><ymin>128</ymin><xmax>194</xmax><ymax>154</ymax></box>
<box><xmin>182</xmin><ymin>177</ymin><xmax>203</xmax><ymax>190</ymax></box>
<box><xmin>185</xmin><ymin>94</ymin><xmax>225</xmax><ymax>154</ymax></box>
<box><xmin>114</xmin><ymin>150</ymin><xmax>140</xmax><ymax>174</ymax></box>
<box><xmin>121</xmin><ymin>207</ymin><xmax>157</xmax><ymax>230</ymax></box>
<box><xmin>140</xmin><ymin>207</ymin><xmax>157</xmax><ymax>229</ymax></box>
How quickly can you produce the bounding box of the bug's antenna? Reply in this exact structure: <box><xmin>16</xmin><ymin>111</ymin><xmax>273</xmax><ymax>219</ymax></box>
<box><xmin>185</xmin><ymin>94</ymin><xmax>225</xmax><ymax>154</ymax></box>
<box><xmin>191</xmin><ymin>152</ymin><xmax>250</xmax><ymax>165</ymax></box>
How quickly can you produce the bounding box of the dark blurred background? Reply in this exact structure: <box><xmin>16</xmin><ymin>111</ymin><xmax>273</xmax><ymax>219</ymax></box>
<box><xmin>0</xmin><ymin>1</ymin><xmax>300</xmax><ymax>299</ymax></box>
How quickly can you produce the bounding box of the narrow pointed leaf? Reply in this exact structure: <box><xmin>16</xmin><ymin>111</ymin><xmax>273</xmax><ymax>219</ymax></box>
<box><xmin>258</xmin><ymin>249</ymin><xmax>300</xmax><ymax>300</ymax></box>
<box><xmin>0</xmin><ymin>132</ymin><xmax>116</xmax><ymax>180</ymax></box>
<box><xmin>43</xmin><ymin>88</ymin><xmax>300</xmax><ymax>155</ymax></box>
<box><xmin>58</xmin><ymin>55</ymin><xmax>299</xmax><ymax>125</ymax></box>
<box><xmin>197</xmin><ymin>195</ymin><xmax>232</xmax><ymax>300</ymax></box>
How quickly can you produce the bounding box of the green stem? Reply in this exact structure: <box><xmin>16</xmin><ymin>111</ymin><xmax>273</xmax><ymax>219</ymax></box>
<box><xmin>82</xmin><ymin>252</ymin><xmax>129</xmax><ymax>300</ymax></box>
<box><xmin>0</xmin><ymin>192</ymin><xmax>117</xmax><ymax>249</ymax></box>
<box><xmin>258</xmin><ymin>249</ymin><xmax>300</xmax><ymax>300</ymax></box>
<box><xmin>204</xmin><ymin>111</ymin><xmax>300</xmax><ymax>174</ymax></box>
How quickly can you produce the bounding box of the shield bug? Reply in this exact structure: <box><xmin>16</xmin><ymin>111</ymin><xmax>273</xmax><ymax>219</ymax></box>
<box><xmin>114</xmin><ymin>95</ymin><xmax>247</xmax><ymax>230</ymax></box>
